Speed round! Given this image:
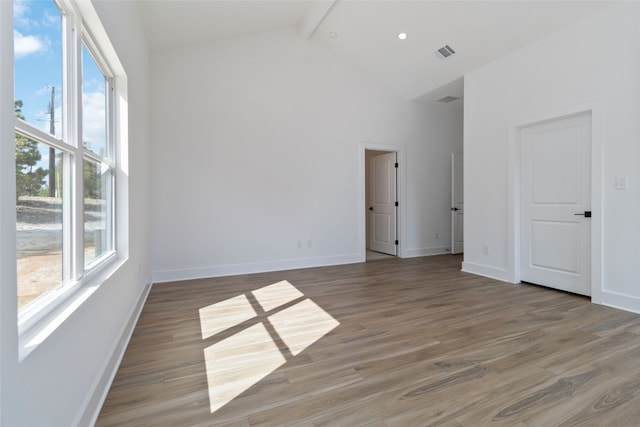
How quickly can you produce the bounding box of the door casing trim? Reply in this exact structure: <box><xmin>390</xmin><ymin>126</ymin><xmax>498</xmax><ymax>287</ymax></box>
<box><xmin>507</xmin><ymin>101</ymin><xmax>603</xmax><ymax>303</ymax></box>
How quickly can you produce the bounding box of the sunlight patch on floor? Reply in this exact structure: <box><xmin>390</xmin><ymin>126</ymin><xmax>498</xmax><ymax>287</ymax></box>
<box><xmin>199</xmin><ymin>294</ymin><xmax>257</xmax><ymax>340</ymax></box>
<box><xmin>199</xmin><ymin>280</ymin><xmax>339</xmax><ymax>414</ymax></box>
<box><xmin>269</xmin><ymin>298</ymin><xmax>340</xmax><ymax>356</ymax></box>
<box><xmin>203</xmin><ymin>323</ymin><xmax>285</xmax><ymax>414</ymax></box>
<box><xmin>251</xmin><ymin>280</ymin><xmax>304</xmax><ymax>312</ymax></box>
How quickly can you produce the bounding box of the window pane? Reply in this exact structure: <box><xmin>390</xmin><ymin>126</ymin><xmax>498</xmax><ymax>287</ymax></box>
<box><xmin>84</xmin><ymin>159</ymin><xmax>112</xmax><ymax>267</ymax></box>
<box><xmin>82</xmin><ymin>45</ymin><xmax>108</xmax><ymax>156</ymax></box>
<box><xmin>16</xmin><ymin>134</ymin><xmax>64</xmax><ymax>309</ymax></box>
<box><xmin>14</xmin><ymin>0</ymin><xmax>63</xmax><ymax>138</ymax></box>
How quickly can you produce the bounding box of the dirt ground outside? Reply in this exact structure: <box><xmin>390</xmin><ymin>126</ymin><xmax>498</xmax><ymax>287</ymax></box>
<box><xmin>17</xmin><ymin>196</ymin><xmax>102</xmax><ymax>309</ymax></box>
<box><xmin>17</xmin><ymin>250</ymin><xmax>63</xmax><ymax>308</ymax></box>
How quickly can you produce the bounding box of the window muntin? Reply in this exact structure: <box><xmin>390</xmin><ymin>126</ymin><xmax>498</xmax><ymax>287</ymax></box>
<box><xmin>14</xmin><ymin>0</ymin><xmax>117</xmax><ymax>319</ymax></box>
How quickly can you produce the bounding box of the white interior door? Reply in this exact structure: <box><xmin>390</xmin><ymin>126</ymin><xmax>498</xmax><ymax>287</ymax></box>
<box><xmin>520</xmin><ymin>112</ymin><xmax>591</xmax><ymax>296</ymax></box>
<box><xmin>451</xmin><ymin>153</ymin><xmax>464</xmax><ymax>254</ymax></box>
<box><xmin>369</xmin><ymin>152</ymin><xmax>397</xmax><ymax>255</ymax></box>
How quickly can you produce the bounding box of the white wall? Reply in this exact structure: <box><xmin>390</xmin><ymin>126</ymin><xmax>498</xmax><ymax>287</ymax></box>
<box><xmin>0</xmin><ymin>1</ymin><xmax>150</xmax><ymax>426</ymax></box>
<box><xmin>463</xmin><ymin>4</ymin><xmax>640</xmax><ymax>312</ymax></box>
<box><xmin>150</xmin><ymin>28</ymin><xmax>463</xmax><ymax>282</ymax></box>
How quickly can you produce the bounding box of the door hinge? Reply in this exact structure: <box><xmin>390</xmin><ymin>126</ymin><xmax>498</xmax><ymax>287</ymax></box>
<box><xmin>394</xmin><ymin>162</ymin><xmax>399</xmax><ymax>168</ymax></box>
<box><xmin>395</xmin><ymin>240</ymin><xmax>399</xmax><ymax>245</ymax></box>
<box><xmin>395</xmin><ymin>201</ymin><xmax>398</xmax><ymax>207</ymax></box>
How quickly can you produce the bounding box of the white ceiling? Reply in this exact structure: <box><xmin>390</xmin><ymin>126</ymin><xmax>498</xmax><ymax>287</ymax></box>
<box><xmin>137</xmin><ymin>1</ymin><xmax>310</xmax><ymax>51</ymax></box>
<box><xmin>137</xmin><ymin>0</ymin><xmax>616</xmax><ymax>104</ymax></box>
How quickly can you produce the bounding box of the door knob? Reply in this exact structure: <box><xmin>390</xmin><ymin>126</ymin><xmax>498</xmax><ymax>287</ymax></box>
<box><xmin>369</xmin><ymin>206</ymin><xmax>373</xmax><ymax>211</ymax></box>
<box><xmin>451</xmin><ymin>207</ymin><xmax>459</xmax><ymax>211</ymax></box>
<box><xmin>574</xmin><ymin>211</ymin><xmax>592</xmax><ymax>218</ymax></box>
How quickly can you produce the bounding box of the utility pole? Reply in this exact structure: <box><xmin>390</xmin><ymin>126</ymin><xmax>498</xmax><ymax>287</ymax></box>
<box><xmin>48</xmin><ymin>86</ymin><xmax>56</xmax><ymax>197</ymax></box>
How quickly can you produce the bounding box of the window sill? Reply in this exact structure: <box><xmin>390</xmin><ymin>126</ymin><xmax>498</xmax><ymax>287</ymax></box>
<box><xmin>18</xmin><ymin>255</ymin><xmax>127</xmax><ymax>361</ymax></box>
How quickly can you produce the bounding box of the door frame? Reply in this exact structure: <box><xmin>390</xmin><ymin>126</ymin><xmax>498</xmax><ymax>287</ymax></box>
<box><xmin>507</xmin><ymin>102</ymin><xmax>603</xmax><ymax>302</ymax></box>
<box><xmin>367</xmin><ymin>151</ymin><xmax>398</xmax><ymax>256</ymax></box>
<box><xmin>359</xmin><ymin>142</ymin><xmax>406</xmax><ymax>261</ymax></box>
<box><xmin>451</xmin><ymin>153</ymin><xmax>464</xmax><ymax>254</ymax></box>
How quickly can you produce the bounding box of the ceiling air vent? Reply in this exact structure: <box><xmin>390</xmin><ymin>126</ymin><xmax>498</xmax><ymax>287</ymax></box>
<box><xmin>435</xmin><ymin>45</ymin><xmax>456</xmax><ymax>59</ymax></box>
<box><xmin>436</xmin><ymin>96</ymin><xmax>459</xmax><ymax>103</ymax></box>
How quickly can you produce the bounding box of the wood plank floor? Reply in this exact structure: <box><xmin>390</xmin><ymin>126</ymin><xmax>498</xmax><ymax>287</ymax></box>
<box><xmin>97</xmin><ymin>255</ymin><xmax>640</xmax><ymax>426</ymax></box>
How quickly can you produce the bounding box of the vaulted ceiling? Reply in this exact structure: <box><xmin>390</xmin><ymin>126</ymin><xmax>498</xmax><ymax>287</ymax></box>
<box><xmin>137</xmin><ymin>1</ymin><xmax>615</xmax><ymax>104</ymax></box>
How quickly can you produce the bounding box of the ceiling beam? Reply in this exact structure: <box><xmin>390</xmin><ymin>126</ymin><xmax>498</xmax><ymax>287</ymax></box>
<box><xmin>298</xmin><ymin>0</ymin><xmax>337</xmax><ymax>39</ymax></box>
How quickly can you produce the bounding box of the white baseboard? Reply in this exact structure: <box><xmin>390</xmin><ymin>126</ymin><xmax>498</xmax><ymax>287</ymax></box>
<box><xmin>403</xmin><ymin>246</ymin><xmax>451</xmax><ymax>258</ymax></box>
<box><xmin>599</xmin><ymin>289</ymin><xmax>640</xmax><ymax>315</ymax></box>
<box><xmin>152</xmin><ymin>253</ymin><xmax>362</xmax><ymax>284</ymax></box>
<box><xmin>461</xmin><ymin>261</ymin><xmax>513</xmax><ymax>283</ymax></box>
<box><xmin>462</xmin><ymin>263</ymin><xmax>640</xmax><ymax>315</ymax></box>
<box><xmin>74</xmin><ymin>277</ymin><xmax>152</xmax><ymax>427</ymax></box>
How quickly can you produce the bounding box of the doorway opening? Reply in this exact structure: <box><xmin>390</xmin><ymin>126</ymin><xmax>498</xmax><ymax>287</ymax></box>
<box><xmin>365</xmin><ymin>149</ymin><xmax>398</xmax><ymax>261</ymax></box>
<box><xmin>451</xmin><ymin>153</ymin><xmax>464</xmax><ymax>254</ymax></box>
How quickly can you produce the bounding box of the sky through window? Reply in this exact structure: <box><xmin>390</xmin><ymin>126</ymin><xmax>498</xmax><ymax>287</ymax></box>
<box><xmin>14</xmin><ymin>0</ymin><xmax>106</xmax><ymax>152</ymax></box>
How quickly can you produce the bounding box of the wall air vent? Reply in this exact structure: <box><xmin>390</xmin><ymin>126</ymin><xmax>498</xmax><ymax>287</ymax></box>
<box><xmin>436</xmin><ymin>96</ymin><xmax>459</xmax><ymax>103</ymax></box>
<box><xmin>435</xmin><ymin>45</ymin><xmax>456</xmax><ymax>59</ymax></box>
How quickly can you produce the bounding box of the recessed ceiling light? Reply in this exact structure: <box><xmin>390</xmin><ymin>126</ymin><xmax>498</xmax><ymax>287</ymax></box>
<box><xmin>398</xmin><ymin>32</ymin><xmax>408</xmax><ymax>40</ymax></box>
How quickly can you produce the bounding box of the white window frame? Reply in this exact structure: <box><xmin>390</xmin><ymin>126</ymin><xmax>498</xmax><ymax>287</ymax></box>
<box><xmin>80</xmin><ymin>33</ymin><xmax>116</xmax><ymax>270</ymax></box>
<box><xmin>15</xmin><ymin>0</ymin><xmax>120</xmax><ymax>346</ymax></box>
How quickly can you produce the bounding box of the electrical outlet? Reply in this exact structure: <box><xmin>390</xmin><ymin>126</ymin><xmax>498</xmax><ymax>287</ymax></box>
<box><xmin>434</xmin><ymin>232</ymin><xmax>439</xmax><ymax>239</ymax></box>
<box><xmin>297</xmin><ymin>240</ymin><xmax>302</xmax><ymax>249</ymax></box>
<box><xmin>307</xmin><ymin>240</ymin><xmax>312</xmax><ymax>248</ymax></box>
<box><xmin>615</xmin><ymin>176</ymin><xmax>628</xmax><ymax>190</ymax></box>
<box><xmin>482</xmin><ymin>245</ymin><xmax>490</xmax><ymax>255</ymax></box>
